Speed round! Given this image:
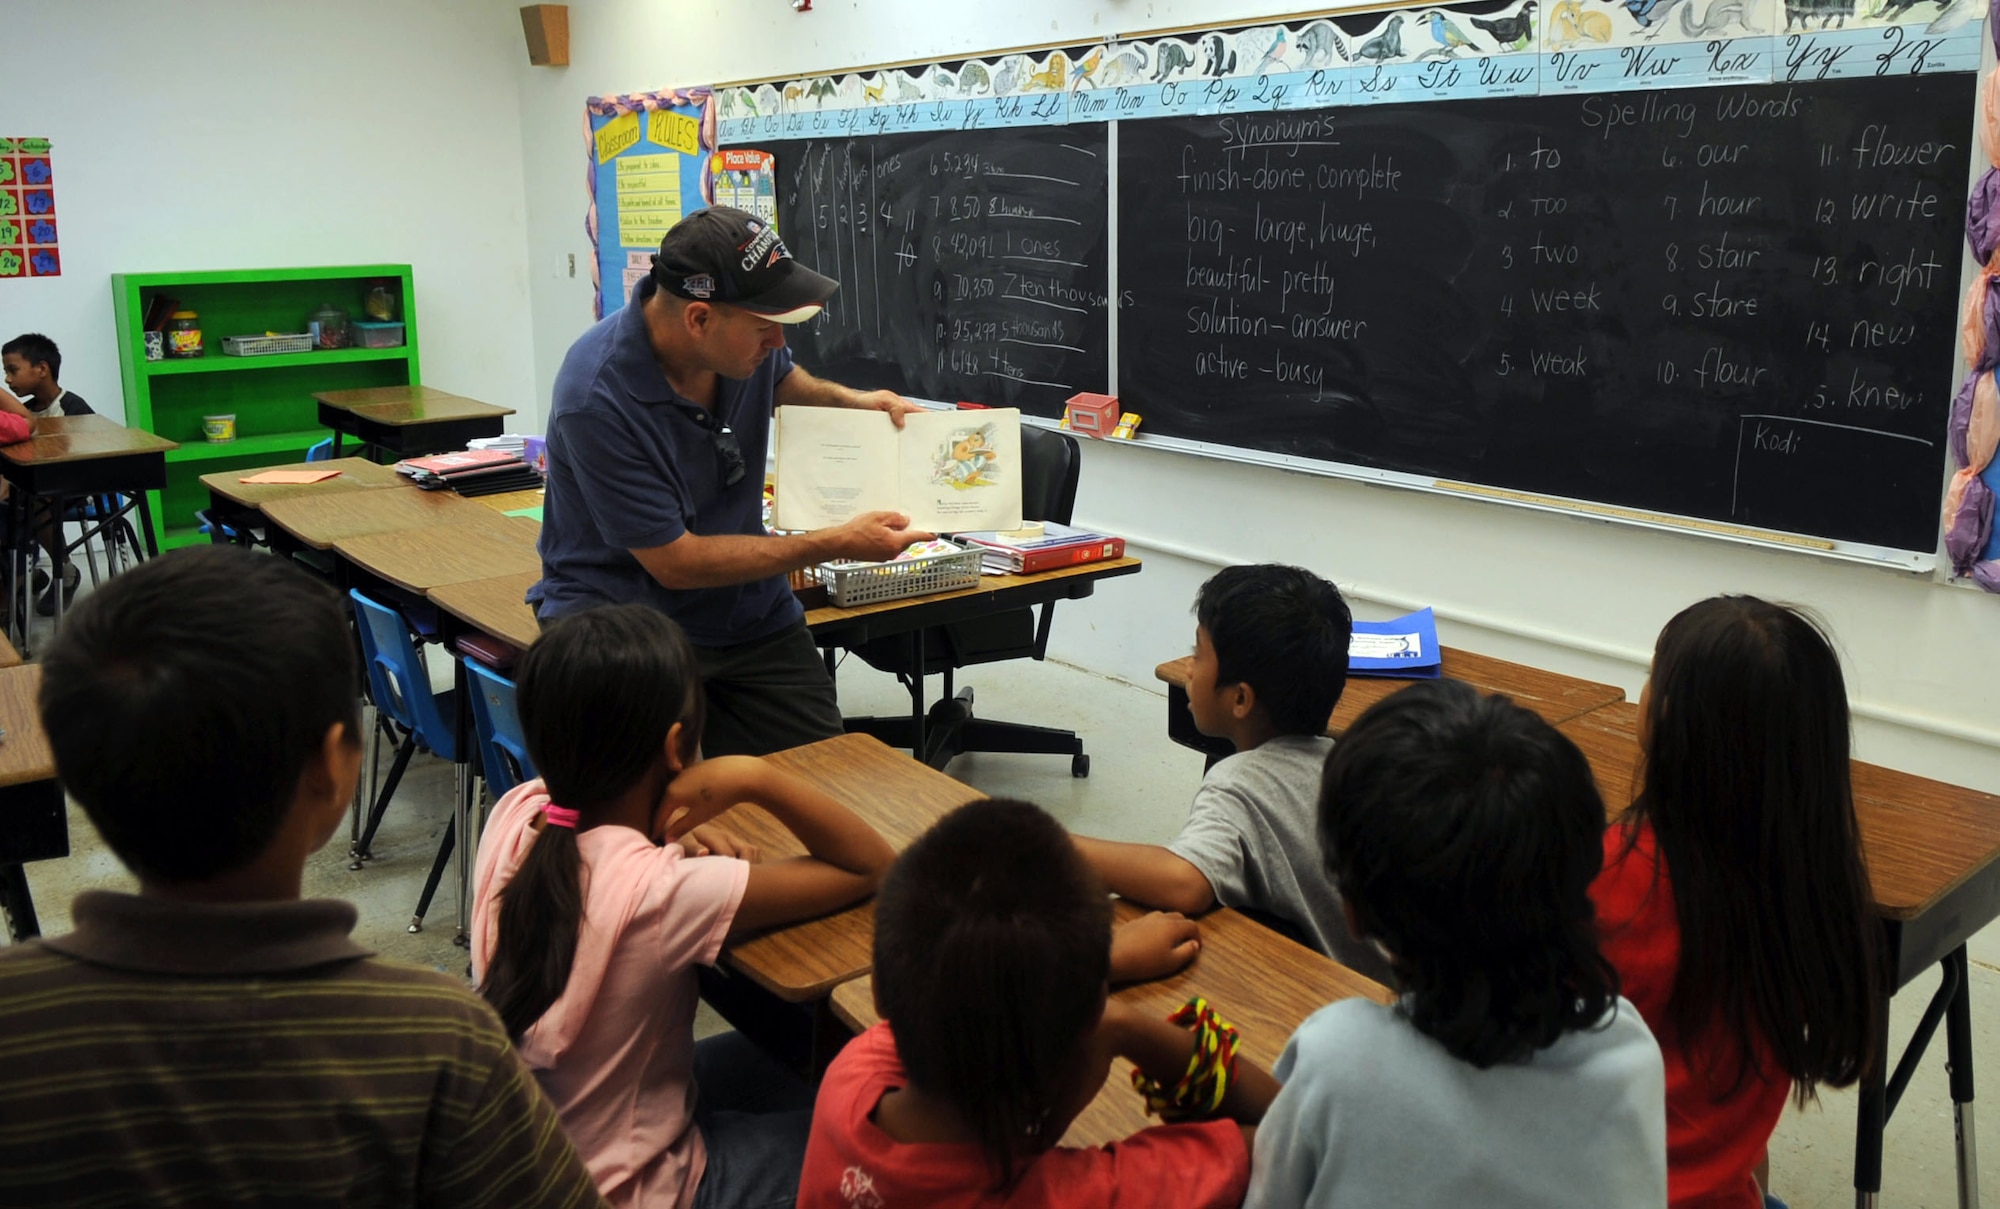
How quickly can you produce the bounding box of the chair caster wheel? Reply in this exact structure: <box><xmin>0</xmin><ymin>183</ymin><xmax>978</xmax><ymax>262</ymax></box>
<box><xmin>1072</xmin><ymin>754</ymin><xmax>1090</xmax><ymax>778</ymax></box>
<box><xmin>408</xmin><ymin>917</ymin><xmax>424</xmax><ymax>934</ymax></box>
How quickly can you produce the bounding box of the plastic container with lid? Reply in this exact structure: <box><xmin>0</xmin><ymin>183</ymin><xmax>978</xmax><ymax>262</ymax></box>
<box><xmin>307</xmin><ymin>302</ymin><xmax>349</xmax><ymax>350</ymax></box>
<box><xmin>351</xmin><ymin>320</ymin><xmax>405</xmax><ymax>349</ymax></box>
<box><xmin>165</xmin><ymin>310</ymin><xmax>203</xmax><ymax>359</ymax></box>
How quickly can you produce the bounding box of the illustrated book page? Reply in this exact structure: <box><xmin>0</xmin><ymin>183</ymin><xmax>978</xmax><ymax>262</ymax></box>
<box><xmin>774</xmin><ymin>407</ymin><xmax>1023</xmax><ymax>533</ymax></box>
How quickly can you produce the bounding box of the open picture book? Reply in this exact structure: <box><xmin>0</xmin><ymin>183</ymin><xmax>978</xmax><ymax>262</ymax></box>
<box><xmin>772</xmin><ymin>406</ymin><xmax>1023</xmax><ymax>533</ymax></box>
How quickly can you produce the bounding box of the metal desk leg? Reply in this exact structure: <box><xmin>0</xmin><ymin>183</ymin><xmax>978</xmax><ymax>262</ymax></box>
<box><xmin>135</xmin><ymin>490</ymin><xmax>161</xmax><ymax>559</ymax></box>
<box><xmin>908</xmin><ymin>628</ymin><xmax>928</xmax><ymax>768</ymax></box>
<box><xmin>452</xmin><ymin>657</ymin><xmax>473</xmax><ymax>947</ymax></box>
<box><xmin>0</xmin><ymin>864</ymin><xmax>40</xmax><ymax>942</ymax></box>
<box><xmin>1948</xmin><ymin>946</ymin><xmax>1981</xmax><ymax>1209</ymax></box>
<box><xmin>1856</xmin><ymin>984</ymin><xmax>1892</xmax><ymax>1209</ymax></box>
<box><xmin>46</xmin><ymin>494</ymin><xmax>68</xmax><ymax>633</ymax></box>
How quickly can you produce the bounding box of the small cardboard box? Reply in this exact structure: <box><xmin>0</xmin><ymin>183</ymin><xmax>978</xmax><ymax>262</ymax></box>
<box><xmin>1064</xmin><ymin>392</ymin><xmax>1119</xmax><ymax>438</ymax></box>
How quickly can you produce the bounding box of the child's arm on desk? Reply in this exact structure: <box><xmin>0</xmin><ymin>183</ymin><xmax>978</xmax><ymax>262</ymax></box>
<box><xmin>657</xmin><ymin>756</ymin><xmax>895</xmax><ymax>938</ymax></box>
<box><xmin>1074</xmin><ymin>836</ymin><xmax>1218</xmax><ymax>917</ymax></box>
<box><xmin>1098</xmin><ymin>998</ymin><xmax>1281</xmax><ymax>1143</ymax></box>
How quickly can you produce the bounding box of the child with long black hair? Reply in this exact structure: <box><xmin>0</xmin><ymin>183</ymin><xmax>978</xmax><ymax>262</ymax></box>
<box><xmin>472</xmin><ymin>604</ymin><xmax>895</xmax><ymax>1209</ymax></box>
<box><xmin>1593</xmin><ymin>597</ymin><xmax>1882</xmax><ymax>1208</ymax></box>
<box><xmin>1248</xmin><ymin>678</ymin><xmax>1666</xmax><ymax>1208</ymax></box>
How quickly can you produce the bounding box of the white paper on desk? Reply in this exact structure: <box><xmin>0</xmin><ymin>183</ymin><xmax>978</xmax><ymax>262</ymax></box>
<box><xmin>773</xmin><ymin>407</ymin><xmax>1022</xmax><ymax>533</ymax></box>
<box><xmin>1350</xmin><ymin>631</ymin><xmax>1424</xmax><ymax>660</ymax></box>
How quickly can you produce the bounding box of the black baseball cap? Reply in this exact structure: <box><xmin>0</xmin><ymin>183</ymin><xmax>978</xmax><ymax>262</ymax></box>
<box><xmin>652</xmin><ymin>205</ymin><xmax>838</xmax><ymax>323</ymax></box>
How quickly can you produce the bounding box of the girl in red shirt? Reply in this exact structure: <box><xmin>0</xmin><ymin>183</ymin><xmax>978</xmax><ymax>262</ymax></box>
<box><xmin>1592</xmin><ymin>596</ymin><xmax>1882</xmax><ymax>1208</ymax></box>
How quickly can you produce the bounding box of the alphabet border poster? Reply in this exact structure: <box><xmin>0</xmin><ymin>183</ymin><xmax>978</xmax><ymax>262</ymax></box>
<box><xmin>0</xmin><ymin>137</ymin><xmax>59</xmax><ymax>279</ymax></box>
<box><xmin>586</xmin><ymin>90</ymin><xmax>717</xmax><ymax>317</ymax></box>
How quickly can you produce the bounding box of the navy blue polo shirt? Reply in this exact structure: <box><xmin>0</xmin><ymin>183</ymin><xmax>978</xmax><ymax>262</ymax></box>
<box><xmin>527</xmin><ymin>276</ymin><xmax>800</xmax><ymax>647</ymax></box>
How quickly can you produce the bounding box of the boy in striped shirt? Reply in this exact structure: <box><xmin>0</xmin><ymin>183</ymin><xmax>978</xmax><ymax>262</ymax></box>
<box><xmin>0</xmin><ymin>546</ymin><xmax>605</xmax><ymax>1209</ymax></box>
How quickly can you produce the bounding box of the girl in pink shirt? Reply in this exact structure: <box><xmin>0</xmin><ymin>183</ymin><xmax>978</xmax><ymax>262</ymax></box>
<box><xmin>472</xmin><ymin>604</ymin><xmax>894</xmax><ymax>1209</ymax></box>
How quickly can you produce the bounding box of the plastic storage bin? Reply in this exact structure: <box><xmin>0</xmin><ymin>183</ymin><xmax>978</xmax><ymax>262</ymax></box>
<box><xmin>812</xmin><ymin>541</ymin><xmax>984</xmax><ymax>607</ymax></box>
<box><xmin>350</xmin><ymin>320</ymin><xmax>405</xmax><ymax>348</ymax></box>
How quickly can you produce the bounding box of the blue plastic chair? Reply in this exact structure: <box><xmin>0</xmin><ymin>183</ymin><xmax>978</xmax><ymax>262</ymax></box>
<box><xmin>305</xmin><ymin>437</ymin><xmax>334</xmax><ymax>462</ymax></box>
<box><xmin>349</xmin><ymin>590</ymin><xmax>464</xmax><ymax>931</ymax></box>
<box><xmin>465</xmin><ymin>660</ymin><xmax>534</xmax><ymax>798</ymax></box>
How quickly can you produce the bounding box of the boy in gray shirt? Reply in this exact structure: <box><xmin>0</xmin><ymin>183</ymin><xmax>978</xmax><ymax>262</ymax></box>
<box><xmin>1074</xmin><ymin>564</ymin><xmax>1388</xmax><ymax>980</ymax></box>
<box><xmin>1247</xmin><ymin>679</ymin><xmax>1665</xmax><ymax>1209</ymax></box>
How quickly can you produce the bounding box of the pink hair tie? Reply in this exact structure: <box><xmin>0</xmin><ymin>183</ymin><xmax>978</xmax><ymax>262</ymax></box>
<box><xmin>542</xmin><ymin>805</ymin><xmax>582</xmax><ymax>830</ymax></box>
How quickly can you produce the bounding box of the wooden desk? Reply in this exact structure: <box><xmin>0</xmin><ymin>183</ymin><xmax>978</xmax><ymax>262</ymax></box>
<box><xmin>201</xmin><ymin>457</ymin><xmax>408</xmax><ymax>509</ymax></box>
<box><xmin>1157</xmin><ymin>646</ymin><xmax>1626</xmax><ymax>763</ymax></box>
<box><xmin>473</xmin><ymin>487</ymin><xmax>544</xmax><ymax>516</ymax></box>
<box><xmin>261</xmin><ymin>486</ymin><xmax>507</xmax><ymax>550</ymax></box>
<box><xmin>808</xmin><ymin>557</ymin><xmax>1145</xmax><ymax>768</ymax></box>
<box><xmin>314</xmin><ymin>386</ymin><xmax>514</xmax><ymax>459</ymax></box>
<box><xmin>1555</xmin><ymin>701</ymin><xmax>2000</xmax><ymax>1203</ymax></box>
<box><xmin>429</xmin><ymin>571</ymin><xmax>542</xmax><ymax>652</ymax></box>
<box><xmin>0</xmin><ymin>633</ymin><xmax>20</xmax><ymax>670</ymax></box>
<box><xmin>715</xmin><ymin>733</ymin><xmax>984</xmax><ymax>1001</ymax></box>
<box><xmin>0</xmin><ymin>416</ymin><xmax>179</xmax><ymax>653</ymax></box>
<box><xmin>832</xmin><ymin>902</ymin><xmax>1392</xmax><ymax>1147</ymax></box>
<box><xmin>0</xmin><ymin>665</ymin><xmax>65</xmax><ymax>942</ymax></box>
<box><xmin>427</xmin><ymin>558</ymin><xmax>1145</xmax><ymax>767</ymax></box>
<box><xmin>334</xmin><ymin>519</ymin><xmax>540</xmax><ymax>594</ymax></box>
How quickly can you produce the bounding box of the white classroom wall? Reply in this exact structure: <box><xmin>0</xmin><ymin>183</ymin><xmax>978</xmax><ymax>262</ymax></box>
<box><xmin>518</xmin><ymin>0</ymin><xmax>2000</xmax><ymax>792</ymax></box>
<box><xmin>0</xmin><ymin>0</ymin><xmax>539</xmax><ymax>425</ymax></box>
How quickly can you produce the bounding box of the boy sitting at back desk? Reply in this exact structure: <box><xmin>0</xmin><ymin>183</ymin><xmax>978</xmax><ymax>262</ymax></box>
<box><xmin>1072</xmin><ymin>564</ymin><xmax>1389</xmax><ymax>981</ymax></box>
<box><xmin>0</xmin><ymin>547</ymin><xmax>603</xmax><ymax>1207</ymax></box>
<box><xmin>3</xmin><ymin>333</ymin><xmax>96</xmax><ymax>614</ymax></box>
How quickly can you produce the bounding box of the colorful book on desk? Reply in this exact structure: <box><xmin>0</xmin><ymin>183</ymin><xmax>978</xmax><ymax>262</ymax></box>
<box><xmin>957</xmin><ymin>522</ymin><xmax>1126</xmax><ymax>575</ymax></box>
<box><xmin>1349</xmin><ymin>608</ymin><xmax>1442</xmax><ymax>678</ymax></box>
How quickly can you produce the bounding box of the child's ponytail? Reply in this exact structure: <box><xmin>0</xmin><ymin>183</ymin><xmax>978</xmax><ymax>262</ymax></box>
<box><xmin>476</xmin><ymin>603</ymin><xmax>704</xmax><ymax>1041</ymax></box>
<box><xmin>483</xmin><ymin>815</ymin><xmax>585</xmax><ymax>1039</ymax></box>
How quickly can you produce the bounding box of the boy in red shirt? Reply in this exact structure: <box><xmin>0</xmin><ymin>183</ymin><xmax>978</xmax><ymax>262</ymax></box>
<box><xmin>801</xmin><ymin>799</ymin><xmax>1278</xmax><ymax>1208</ymax></box>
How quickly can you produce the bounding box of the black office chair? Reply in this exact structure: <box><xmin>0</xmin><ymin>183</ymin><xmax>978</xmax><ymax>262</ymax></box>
<box><xmin>838</xmin><ymin>426</ymin><xmax>1091</xmax><ymax>777</ymax></box>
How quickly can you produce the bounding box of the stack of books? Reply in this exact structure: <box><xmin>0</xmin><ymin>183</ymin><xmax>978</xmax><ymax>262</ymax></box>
<box><xmin>395</xmin><ymin>448</ymin><xmax>545</xmax><ymax>497</ymax></box>
<box><xmin>955</xmin><ymin>521</ymin><xmax>1127</xmax><ymax>575</ymax></box>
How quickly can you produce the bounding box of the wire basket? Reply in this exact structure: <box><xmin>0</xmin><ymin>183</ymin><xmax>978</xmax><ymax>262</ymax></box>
<box><xmin>814</xmin><ymin>541</ymin><xmax>985</xmax><ymax>607</ymax></box>
<box><xmin>221</xmin><ymin>333</ymin><xmax>313</xmax><ymax>357</ymax></box>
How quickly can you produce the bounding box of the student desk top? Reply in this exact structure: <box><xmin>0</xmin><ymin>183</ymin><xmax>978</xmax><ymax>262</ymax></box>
<box><xmin>721</xmin><ymin>733</ymin><xmax>985</xmax><ymax>1001</ymax></box>
<box><xmin>1559</xmin><ymin>701</ymin><xmax>2000</xmax><ymax>965</ymax></box>
<box><xmin>0</xmin><ymin>414</ymin><xmax>179</xmax><ymax>476</ymax></box>
<box><xmin>0</xmin><ymin>665</ymin><xmax>66</xmax><ymax>943</ymax></box>
<box><xmin>832</xmin><ymin>902</ymin><xmax>1392</xmax><ymax>1147</ymax></box>
<box><xmin>200</xmin><ymin>457</ymin><xmax>409</xmax><ymax>510</ymax></box>
<box><xmin>333</xmin><ymin>518</ymin><xmax>540</xmax><ymax>595</ymax></box>
<box><xmin>261</xmin><ymin>486</ymin><xmax>510</xmax><ymax>551</ymax></box>
<box><xmin>1557</xmin><ymin>699</ymin><xmax>2000</xmax><ymax>1203</ymax></box>
<box><xmin>0</xmin><ymin>417</ymin><xmax>179</xmax><ymax>652</ymax></box>
<box><xmin>1157</xmin><ymin>646</ymin><xmax>1626</xmax><ymax>748</ymax></box>
<box><xmin>314</xmin><ymin>386</ymin><xmax>514</xmax><ymax>459</ymax></box>
<box><xmin>0</xmin><ymin>633</ymin><xmax>20</xmax><ymax>669</ymax></box>
<box><xmin>430</xmin><ymin>570</ymin><xmax>543</xmax><ymax>651</ymax></box>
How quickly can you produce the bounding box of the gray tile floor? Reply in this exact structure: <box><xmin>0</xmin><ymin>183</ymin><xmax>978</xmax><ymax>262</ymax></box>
<box><xmin>12</xmin><ymin>647</ymin><xmax>1994</xmax><ymax>1206</ymax></box>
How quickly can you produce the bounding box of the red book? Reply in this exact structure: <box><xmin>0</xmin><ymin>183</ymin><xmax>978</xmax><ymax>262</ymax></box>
<box><xmin>1013</xmin><ymin>535</ymin><xmax>1127</xmax><ymax>574</ymax></box>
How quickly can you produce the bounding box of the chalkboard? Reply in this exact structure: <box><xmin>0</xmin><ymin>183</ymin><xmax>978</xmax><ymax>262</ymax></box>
<box><xmin>766</xmin><ymin>126</ymin><xmax>1110</xmax><ymax>419</ymax></box>
<box><xmin>1118</xmin><ymin>74</ymin><xmax>1974</xmax><ymax>553</ymax></box>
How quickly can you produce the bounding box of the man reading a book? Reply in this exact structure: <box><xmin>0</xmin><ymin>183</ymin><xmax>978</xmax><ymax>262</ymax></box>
<box><xmin>530</xmin><ymin>206</ymin><xmax>933</xmax><ymax>757</ymax></box>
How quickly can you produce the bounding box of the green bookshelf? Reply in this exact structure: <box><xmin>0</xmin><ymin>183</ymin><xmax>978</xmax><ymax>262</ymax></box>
<box><xmin>113</xmin><ymin>265</ymin><xmax>420</xmax><ymax>549</ymax></box>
